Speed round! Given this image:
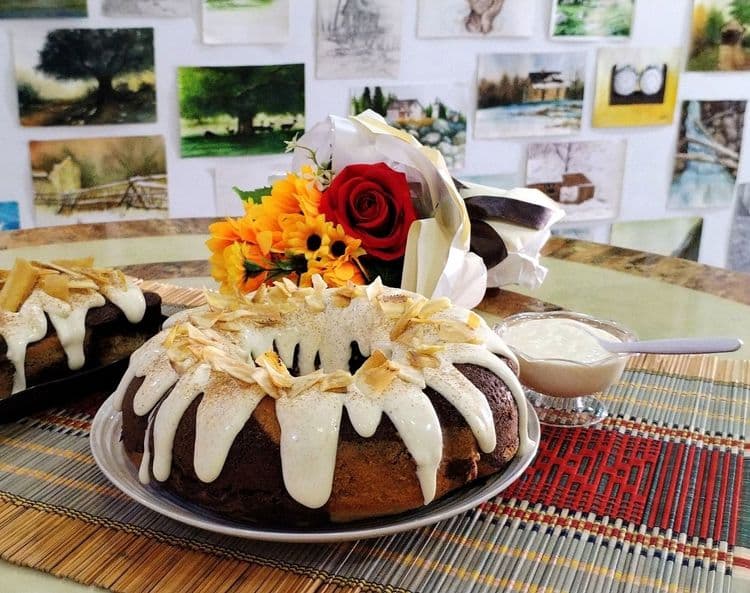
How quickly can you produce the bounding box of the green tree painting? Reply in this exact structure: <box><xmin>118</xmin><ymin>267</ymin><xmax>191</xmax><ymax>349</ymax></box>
<box><xmin>15</xmin><ymin>27</ymin><xmax>155</xmax><ymax>126</ymax></box>
<box><xmin>178</xmin><ymin>64</ymin><xmax>305</xmax><ymax>158</ymax></box>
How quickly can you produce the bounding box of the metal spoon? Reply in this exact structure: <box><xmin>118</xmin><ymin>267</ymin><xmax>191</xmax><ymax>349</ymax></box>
<box><xmin>587</xmin><ymin>335</ymin><xmax>743</xmax><ymax>355</ymax></box>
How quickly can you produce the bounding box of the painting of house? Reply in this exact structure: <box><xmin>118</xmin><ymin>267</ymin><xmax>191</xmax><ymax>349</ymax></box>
<box><xmin>386</xmin><ymin>99</ymin><xmax>424</xmax><ymax>122</ymax></box>
<box><xmin>528</xmin><ymin>172</ymin><xmax>595</xmax><ymax>204</ymax></box>
<box><xmin>525</xmin><ymin>71</ymin><xmax>569</xmax><ymax>102</ymax></box>
<box><xmin>350</xmin><ymin>84</ymin><xmax>468</xmax><ymax>169</ymax></box>
<box><xmin>526</xmin><ymin>140</ymin><xmax>625</xmax><ymax>222</ymax></box>
<box><xmin>475</xmin><ymin>52</ymin><xmax>586</xmax><ymax>138</ymax></box>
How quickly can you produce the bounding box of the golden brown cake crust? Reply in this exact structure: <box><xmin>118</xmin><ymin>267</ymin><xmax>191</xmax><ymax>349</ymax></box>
<box><xmin>0</xmin><ymin>292</ymin><xmax>162</xmax><ymax>399</ymax></box>
<box><xmin>121</xmin><ymin>361</ymin><xmax>520</xmax><ymax>525</ymax></box>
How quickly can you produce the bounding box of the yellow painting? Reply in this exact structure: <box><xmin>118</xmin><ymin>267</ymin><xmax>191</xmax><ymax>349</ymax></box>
<box><xmin>592</xmin><ymin>47</ymin><xmax>681</xmax><ymax>128</ymax></box>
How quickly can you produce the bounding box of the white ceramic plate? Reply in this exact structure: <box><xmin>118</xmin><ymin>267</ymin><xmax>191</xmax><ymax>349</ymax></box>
<box><xmin>91</xmin><ymin>394</ymin><xmax>540</xmax><ymax>543</ymax></box>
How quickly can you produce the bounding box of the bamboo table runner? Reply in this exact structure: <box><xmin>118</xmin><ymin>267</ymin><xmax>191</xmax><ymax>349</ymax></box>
<box><xmin>0</xmin><ymin>284</ymin><xmax>747</xmax><ymax>593</ymax></box>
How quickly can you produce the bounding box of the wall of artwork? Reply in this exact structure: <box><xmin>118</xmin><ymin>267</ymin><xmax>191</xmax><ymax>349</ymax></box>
<box><xmin>0</xmin><ymin>0</ymin><xmax>748</xmax><ymax>271</ymax></box>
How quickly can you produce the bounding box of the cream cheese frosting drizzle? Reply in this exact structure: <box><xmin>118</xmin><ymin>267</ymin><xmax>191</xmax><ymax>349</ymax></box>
<box><xmin>123</xmin><ymin>278</ymin><xmax>534</xmax><ymax>509</ymax></box>
<box><xmin>1</xmin><ymin>277</ymin><xmax>146</xmax><ymax>394</ymax></box>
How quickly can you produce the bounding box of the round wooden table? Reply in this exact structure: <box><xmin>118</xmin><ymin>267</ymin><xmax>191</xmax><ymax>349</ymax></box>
<box><xmin>0</xmin><ymin>219</ymin><xmax>748</xmax><ymax>593</ymax></box>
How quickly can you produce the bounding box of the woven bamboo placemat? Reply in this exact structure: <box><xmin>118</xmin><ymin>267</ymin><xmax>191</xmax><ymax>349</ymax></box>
<box><xmin>0</xmin><ymin>283</ymin><xmax>747</xmax><ymax>593</ymax></box>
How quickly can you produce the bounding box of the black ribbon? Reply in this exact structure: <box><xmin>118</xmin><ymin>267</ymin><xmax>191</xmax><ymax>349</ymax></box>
<box><xmin>469</xmin><ymin>218</ymin><xmax>508</xmax><ymax>270</ymax></box>
<box><xmin>454</xmin><ymin>177</ymin><xmax>558</xmax><ymax>231</ymax></box>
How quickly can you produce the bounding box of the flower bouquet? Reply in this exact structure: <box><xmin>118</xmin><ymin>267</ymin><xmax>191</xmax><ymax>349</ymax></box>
<box><xmin>208</xmin><ymin>111</ymin><xmax>563</xmax><ymax>308</ymax></box>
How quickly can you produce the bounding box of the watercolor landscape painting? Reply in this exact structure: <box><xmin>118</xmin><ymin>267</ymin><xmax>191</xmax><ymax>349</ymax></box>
<box><xmin>178</xmin><ymin>64</ymin><xmax>304</xmax><ymax>158</ymax></box>
<box><xmin>0</xmin><ymin>0</ymin><xmax>86</xmax><ymax>18</ymax></box>
<box><xmin>526</xmin><ymin>140</ymin><xmax>626</xmax><ymax>222</ymax></box>
<box><xmin>551</xmin><ymin>0</ymin><xmax>634</xmax><ymax>38</ymax></box>
<box><xmin>350</xmin><ymin>84</ymin><xmax>468</xmax><ymax>169</ymax></box>
<box><xmin>416</xmin><ymin>0</ymin><xmax>532</xmax><ymax>38</ymax></box>
<box><xmin>475</xmin><ymin>52</ymin><xmax>586</xmax><ymax>138</ymax></box>
<box><xmin>668</xmin><ymin>100</ymin><xmax>745</xmax><ymax>209</ymax></box>
<box><xmin>203</xmin><ymin>0</ymin><xmax>289</xmax><ymax>44</ymax></box>
<box><xmin>689</xmin><ymin>0</ymin><xmax>750</xmax><ymax>71</ymax></box>
<box><xmin>14</xmin><ymin>28</ymin><xmax>155</xmax><ymax>127</ymax></box>
<box><xmin>30</xmin><ymin>135</ymin><xmax>168</xmax><ymax>226</ymax></box>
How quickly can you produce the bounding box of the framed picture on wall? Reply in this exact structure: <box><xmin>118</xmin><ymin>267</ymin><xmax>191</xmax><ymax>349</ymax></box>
<box><xmin>417</xmin><ymin>0</ymin><xmax>533</xmax><ymax>38</ymax></box>
<box><xmin>1</xmin><ymin>0</ymin><xmax>86</xmax><ymax>18</ymax></box>
<box><xmin>550</xmin><ymin>0</ymin><xmax>635</xmax><ymax>39</ymax></box>
<box><xmin>29</xmin><ymin>135</ymin><xmax>169</xmax><ymax>227</ymax></box>
<box><xmin>350</xmin><ymin>84</ymin><xmax>468</xmax><ymax>169</ymax></box>
<box><xmin>525</xmin><ymin>140</ymin><xmax>626</xmax><ymax>222</ymax></box>
<box><xmin>13</xmin><ymin>28</ymin><xmax>156</xmax><ymax>127</ymax></box>
<box><xmin>668</xmin><ymin>100</ymin><xmax>746</xmax><ymax>210</ymax></box>
<box><xmin>475</xmin><ymin>52</ymin><xmax>587</xmax><ymax>138</ymax></box>
<box><xmin>592</xmin><ymin>47</ymin><xmax>681</xmax><ymax>128</ymax></box>
<box><xmin>688</xmin><ymin>0</ymin><xmax>750</xmax><ymax>71</ymax></box>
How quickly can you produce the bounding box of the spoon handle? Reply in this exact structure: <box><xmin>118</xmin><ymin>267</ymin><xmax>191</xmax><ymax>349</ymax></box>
<box><xmin>602</xmin><ymin>337</ymin><xmax>743</xmax><ymax>355</ymax></box>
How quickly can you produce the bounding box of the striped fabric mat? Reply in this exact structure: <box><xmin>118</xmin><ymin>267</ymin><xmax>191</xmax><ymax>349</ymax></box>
<box><xmin>0</xmin><ymin>288</ymin><xmax>747</xmax><ymax>592</ymax></box>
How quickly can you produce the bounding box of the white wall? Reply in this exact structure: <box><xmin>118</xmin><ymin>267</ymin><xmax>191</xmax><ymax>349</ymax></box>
<box><xmin>0</xmin><ymin>0</ymin><xmax>748</xmax><ymax>267</ymax></box>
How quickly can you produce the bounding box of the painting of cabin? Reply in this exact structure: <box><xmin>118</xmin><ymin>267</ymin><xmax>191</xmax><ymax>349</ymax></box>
<box><xmin>525</xmin><ymin>71</ymin><xmax>569</xmax><ymax>102</ymax></box>
<box><xmin>475</xmin><ymin>52</ymin><xmax>586</xmax><ymax>138</ymax></box>
<box><xmin>526</xmin><ymin>140</ymin><xmax>625</xmax><ymax>222</ymax></box>
<box><xmin>386</xmin><ymin>99</ymin><xmax>424</xmax><ymax>122</ymax></box>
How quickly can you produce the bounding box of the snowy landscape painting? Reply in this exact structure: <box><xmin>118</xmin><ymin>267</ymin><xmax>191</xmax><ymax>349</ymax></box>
<box><xmin>668</xmin><ymin>100</ymin><xmax>745</xmax><ymax>209</ymax></box>
<box><xmin>102</xmin><ymin>0</ymin><xmax>191</xmax><ymax>17</ymax></box>
<box><xmin>417</xmin><ymin>0</ymin><xmax>533</xmax><ymax>38</ymax></box>
<box><xmin>475</xmin><ymin>52</ymin><xmax>586</xmax><ymax>138</ymax></box>
<box><xmin>525</xmin><ymin>140</ymin><xmax>626</xmax><ymax>222</ymax></box>
<box><xmin>317</xmin><ymin>0</ymin><xmax>401</xmax><ymax>79</ymax></box>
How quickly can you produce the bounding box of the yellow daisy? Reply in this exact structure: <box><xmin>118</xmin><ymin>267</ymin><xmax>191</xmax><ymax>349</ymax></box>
<box><xmin>281</xmin><ymin>214</ymin><xmax>333</xmax><ymax>260</ymax></box>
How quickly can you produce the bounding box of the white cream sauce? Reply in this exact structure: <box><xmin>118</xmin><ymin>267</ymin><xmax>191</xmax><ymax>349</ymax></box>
<box><xmin>1</xmin><ymin>280</ymin><xmax>147</xmax><ymax>394</ymax></box>
<box><xmin>126</xmin><ymin>285</ymin><xmax>535</xmax><ymax>509</ymax></box>
<box><xmin>503</xmin><ymin>318</ymin><xmax>618</xmax><ymax>363</ymax></box>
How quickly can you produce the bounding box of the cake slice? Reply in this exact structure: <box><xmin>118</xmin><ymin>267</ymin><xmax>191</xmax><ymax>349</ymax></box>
<box><xmin>0</xmin><ymin>258</ymin><xmax>162</xmax><ymax>400</ymax></box>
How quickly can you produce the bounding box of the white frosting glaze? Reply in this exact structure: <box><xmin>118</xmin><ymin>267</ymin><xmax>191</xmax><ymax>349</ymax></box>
<box><xmin>0</xmin><ymin>278</ymin><xmax>147</xmax><ymax>394</ymax></box>
<box><xmin>120</xmin><ymin>282</ymin><xmax>535</xmax><ymax>509</ymax></box>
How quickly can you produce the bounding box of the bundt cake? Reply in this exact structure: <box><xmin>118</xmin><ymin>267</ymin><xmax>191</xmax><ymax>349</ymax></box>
<box><xmin>0</xmin><ymin>258</ymin><xmax>162</xmax><ymax>399</ymax></box>
<box><xmin>114</xmin><ymin>277</ymin><xmax>534</xmax><ymax>524</ymax></box>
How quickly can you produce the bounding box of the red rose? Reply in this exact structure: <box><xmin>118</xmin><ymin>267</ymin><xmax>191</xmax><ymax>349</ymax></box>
<box><xmin>321</xmin><ymin>162</ymin><xmax>417</xmax><ymax>261</ymax></box>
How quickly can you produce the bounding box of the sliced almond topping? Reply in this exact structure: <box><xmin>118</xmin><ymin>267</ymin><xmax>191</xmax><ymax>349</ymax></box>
<box><xmin>51</xmin><ymin>257</ymin><xmax>94</xmax><ymax>269</ymax></box>
<box><xmin>438</xmin><ymin>320</ymin><xmax>482</xmax><ymax>344</ymax></box>
<box><xmin>365</xmin><ymin>277</ymin><xmax>384</xmax><ymax>301</ymax></box>
<box><xmin>420</xmin><ymin>297</ymin><xmax>451</xmax><ymax>318</ymax></box>
<box><xmin>0</xmin><ymin>259</ymin><xmax>40</xmax><ymax>312</ymax></box>
<box><xmin>389</xmin><ymin>298</ymin><xmax>427</xmax><ymax>341</ymax></box>
<box><xmin>250</xmin><ymin>283</ymin><xmax>268</xmax><ymax>304</ymax></box>
<box><xmin>331</xmin><ymin>281</ymin><xmax>365</xmax><ymax>308</ymax></box>
<box><xmin>356</xmin><ymin>350</ymin><xmax>397</xmax><ymax>393</ymax></box>
<box><xmin>39</xmin><ymin>274</ymin><xmax>70</xmax><ymax>302</ymax></box>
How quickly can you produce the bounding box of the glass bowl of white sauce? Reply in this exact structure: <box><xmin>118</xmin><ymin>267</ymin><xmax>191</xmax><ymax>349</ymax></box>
<box><xmin>494</xmin><ymin>311</ymin><xmax>637</xmax><ymax>427</ymax></box>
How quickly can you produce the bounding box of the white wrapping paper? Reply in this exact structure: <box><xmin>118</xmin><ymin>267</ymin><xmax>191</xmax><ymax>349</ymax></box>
<box><xmin>292</xmin><ymin>111</ymin><xmax>563</xmax><ymax>308</ymax></box>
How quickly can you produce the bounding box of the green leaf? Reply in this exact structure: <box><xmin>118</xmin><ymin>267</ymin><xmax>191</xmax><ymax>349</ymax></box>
<box><xmin>233</xmin><ymin>185</ymin><xmax>271</xmax><ymax>204</ymax></box>
<box><xmin>242</xmin><ymin>260</ymin><xmax>266</xmax><ymax>278</ymax></box>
